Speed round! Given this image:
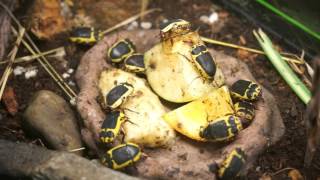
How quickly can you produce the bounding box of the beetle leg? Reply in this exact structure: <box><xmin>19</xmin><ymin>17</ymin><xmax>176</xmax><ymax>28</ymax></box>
<box><xmin>123</xmin><ymin>108</ymin><xmax>139</xmax><ymax>114</ymax></box>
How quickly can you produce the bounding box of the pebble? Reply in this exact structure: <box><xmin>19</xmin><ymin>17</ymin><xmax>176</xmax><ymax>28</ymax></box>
<box><xmin>127</xmin><ymin>21</ymin><xmax>138</xmax><ymax>30</ymax></box>
<box><xmin>68</xmin><ymin>80</ymin><xmax>76</xmax><ymax>86</ymax></box>
<box><xmin>24</xmin><ymin>68</ymin><xmax>38</xmax><ymax>79</ymax></box>
<box><xmin>67</xmin><ymin>68</ymin><xmax>74</xmax><ymax>74</ymax></box>
<box><xmin>62</xmin><ymin>73</ymin><xmax>70</xmax><ymax>79</ymax></box>
<box><xmin>13</xmin><ymin>66</ymin><xmax>26</xmax><ymax>76</ymax></box>
<box><xmin>208</xmin><ymin>12</ymin><xmax>219</xmax><ymax>23</ymax></box>
<box><xmin>24</xmin><ymin>90</ymin><xmax>82</xmax><ymax>155</ymax></box>
<box><xmin>199</xmin><ymin>12</ymin><xmax>219</xmax><ymax>24</ymax></box>
<box><xmin>256</xmin><ymin>166</ymin><xmax>261</xmax><ymax>172</ymax></box>
<box><xmin>140</xmin><ymin>21</ymin><xmax>152</xmax><ymax>29</ymax></box>
<box><xmin>199</xmin><ymin>15</ymin><xmax>209</xmax><ymax>24</ymax></box>
<box><xmin>162</xmin><ymin>19</ymin><xmax>169</xmax><ymax>24</ymax></box>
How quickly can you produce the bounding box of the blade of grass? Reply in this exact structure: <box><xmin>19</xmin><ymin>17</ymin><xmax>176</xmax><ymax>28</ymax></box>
<box><xmin>253</xmin><ymin>29</ymin><xmax>311</xmax><ymax>104</ymax></box>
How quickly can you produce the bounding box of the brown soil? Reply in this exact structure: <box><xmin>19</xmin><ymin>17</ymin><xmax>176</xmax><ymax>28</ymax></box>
<box><xmin>0</xmin><ymin>0</ymin><xmax>319</xmax><ymax>179</ymax></box>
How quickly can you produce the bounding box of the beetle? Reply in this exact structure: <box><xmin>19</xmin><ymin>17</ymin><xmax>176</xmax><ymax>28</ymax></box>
<box><xmin>190</xmin><ymin>44</ymin><xmax>217</xmax><ymax>79</ymax></box>
<box><xmin>123</xmin><ymin>53</ymin><xmax>145</xmax><ymax>73</ymax></box>
<box><xmin>234</xmin><ymin>101</ymin><xmax>255</xmax><ymax>125</ymax></box>
<box><xmin>69</xmin><ymin>27</ymin><xmax>102</xmax><ymax>45</ymax></box>
<box><xmin>100</xmin><ymin>110</ymin><xmax>126</xmax><ymax>144</ymax></box>
<box><xmin>101</xmin><ymin>142</ymin><xmax>142</xmax><ymax>170</ymax></box>
<box><xmin>199</xmin><ymin>115</ymin><xmax>243</xmax><ymax>142</ymax></box>
<box><xmin>105</xmin><ymin>82</ymin><xmax>134</xmax><ymax>109</ymax></box>
<box><xmin>108</xmin><ymin>39</ymin><xmax>136</xmax><ymax>63</ymax></box>
<box><xmin>159</xmin><ymin>19</ymin><xmax>191</xmax><ymax>40</ymax></box>
<box><xmin>230</xmin><ymin>80</ymin><xmax>262</xmax><ymax>101</ymax></box>
<box><xmin>218</xmin><ymin>148</ymin><xmax>246</xmax><ymax>180</ymax></box>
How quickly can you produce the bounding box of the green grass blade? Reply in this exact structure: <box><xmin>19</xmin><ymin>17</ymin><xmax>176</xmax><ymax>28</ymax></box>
<box><xmin>253</xmin><ymin>29</ymin><xmax>311</xmax><ymax>104</ymax></box>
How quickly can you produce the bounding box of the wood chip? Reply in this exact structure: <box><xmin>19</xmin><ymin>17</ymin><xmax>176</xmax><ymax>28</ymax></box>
<box><xmin>288</xmin><ymin>169</ymin><xmax>304</xmax><ymax>180</ymax></box>
<box><xmin>2</xmin><ymin>86</ymin><xmax>18</xmax><ymax>115</ymax></box>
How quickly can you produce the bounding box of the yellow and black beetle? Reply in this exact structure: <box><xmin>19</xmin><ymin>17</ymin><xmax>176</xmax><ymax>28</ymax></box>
<box><xmin>69</xmin><ymin>27</ymin><xmax>102</xmax><ymax>45</ymax></box>
<box><xmin>105</xmin><ymin>82</ymin><xmax>134</xmax><ymax>109</ymax></box>
<box><xmin>234</xmin><ymin>101</ymin><xmax>255</xmax><ymax>125</ymax></box>
<box><xmin>124</xmin><ymin>53</ymin><xmax>145</xmax><ymax>73</ymax></box>
<box><xmin>190</xmin><ymin>44</ymin><xmax>217</xmax><ymax>80</ymax></box>
<box><xmin>160</xmin><ymin>19</ymin><xmax>191</xmax><ymax>40</ymax></box>
<box><xmin>218</xmin><ymin>148</ymin><xmax>246</xmax><ymax>180</ymax></box>
<box><xmin>100</xmin><ymin>110</ymin><xmax>126</xmax><ymax>144</ymax></box>
<box><xmin>101</xmin><ymin>142</ymin><xmax>142</xmax><ymax>170</ymax></box>
<box><xmin>200</xmin><ymin>115</ymin><xmax>243</xmax><ymax>142</ymax></box>
<box><xmin>230</xmin><ymin>80</ymin><xmax>262</xmax><ymax>101</ymax></box>
<box><xmin>108</xmin><ymin>39</ymin><xmax>136</xmax><ymax>63</ymax></box>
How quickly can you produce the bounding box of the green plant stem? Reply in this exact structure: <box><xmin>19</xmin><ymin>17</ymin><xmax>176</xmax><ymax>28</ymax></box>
<box><xmin>254</xmin><ymin>29</ymin><xmax>311</xmax><ymax>104</ymax></box>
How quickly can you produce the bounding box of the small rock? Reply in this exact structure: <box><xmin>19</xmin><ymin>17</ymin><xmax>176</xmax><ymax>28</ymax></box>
<box><xmin>140</xmin><ymin>21</ymin><xmax>152</xmax><ymax>29</ymax></box>
<box><xmin>256</xmin><ymin>166</ymin><xmax>261</xmax><ymax>172</ymax></box>
<box><xmin>24</xmin><ymin>68</ymin><xmax>38</xmax><ymax>79</ymax></box>
<box><xmin>200</xmin><ymin>12</ymin><xmax>219</xmax><ymax>24</ymax></box>
<box><xmin>13</xmin><ymin>66</ymin><xmax>26</xmax><ymax>76</ymax></box>
<box><xmin>208</xmin><ymin>12</ymin><xmax>219</xmax><ymax>23</ymax></box>
<box><xmin>62</xmin><ymin>73</ymin><xmax>70</xmax><ymax>79</ymax></box>
<box><xmin>68</xmin><ymin>80</ymin><xmax>76</xmax><ymax>86</ymax></box>
<box><xmin>67</xmin><ymin>68</ymin><xmax>74</xmax><ymax>74</ymax></box>
<box><xmin>24</xmin><ymin>90</ymin><xmax>82</xmax><ymax>155</ymax></box>
<box><xmin>199</xmin><ymin>15</ymin><xmax>209</xmax><ymax>24</ymax></box>
<box><xmin>162</xmin><ymin>19</ymin><xmax>169</xmax><ymax>24</ymax></box>
<box><xmin>127</xmin><ymin>21</ymin><xmax>138</xmax><ymax>30</ymax></box>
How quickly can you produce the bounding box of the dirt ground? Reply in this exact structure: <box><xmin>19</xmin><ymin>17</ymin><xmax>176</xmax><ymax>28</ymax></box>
<box><xmin>0</xmin><ymin>0</ymin><xmax>319</xmax><ymax>179</ymax></box>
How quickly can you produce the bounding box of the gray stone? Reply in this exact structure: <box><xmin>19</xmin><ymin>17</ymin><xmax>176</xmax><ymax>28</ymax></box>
<box><xmin>0</xmin><ymin>139</ymin><xmax>138</xmax><ymax>180</ymax></box>
<box><xmin>24</xmin><ymin>90</ymin><xmax>82</xmax><ymax>155</ymax></box>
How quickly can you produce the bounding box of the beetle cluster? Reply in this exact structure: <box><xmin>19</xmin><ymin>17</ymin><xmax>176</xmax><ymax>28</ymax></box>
<box><xmin>97</xmin><ymin>37</ymin><xmax>157</xmax><ymax>170</ymax></box>
<box><xmin>98</xmin><ymin>81</ymin><xmax>143</xmax><ymax>170</ymax></box>
<box><xmin>198</xmin><ymin>79</ymin><xmax>261</xmax><ymax>179</ymax></box>
<box><xmin>199</xmin><ymin>79</ymin><xmax>262</xmax><ymax>143</ymax></box>
<box><xmin>160</xmin><ymin>19</ymin><xmax>262</xmax><ymax>179</ymax></box>
<box><xmin>71</xmin><ymin>19</ymin><xmax>264</xmax><ymax>178</ymax></box>
<box><xmin>230</xmin><ymin>79</ymin><xmax>262</xmax><ymax>127</ymax></box>
<box><xmin>107</xmin><ymin>39</ymin><xmax>146</xmax><ymax>74</ymax></box>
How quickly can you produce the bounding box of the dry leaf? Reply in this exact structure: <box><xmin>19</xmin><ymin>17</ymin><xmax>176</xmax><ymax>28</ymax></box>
<box><xmin>2</xmin><ymin>86</ymin><xmax>18</xmax><ymax>115</ymax></box>
<box><xmin>29</xmin><ymin>0</ymin><xmax>68</xmax><ymax>39</ymax></box>
<box><xmin>288</xmin><ymin>169</ymin><xmax>303</xmax><ymax>180</ymax></box>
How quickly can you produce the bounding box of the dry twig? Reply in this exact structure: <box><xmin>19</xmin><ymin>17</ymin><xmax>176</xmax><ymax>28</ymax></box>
<box><xmin>201</xmin><ymin>36</ymin><xmax>304</xmax><ymax>65</ymax></box>
<box><xmin>0</xmin><ymin>27</ymin><xmax>25</xmax><ymax>100</ymax></box>
<box><xmin>0</xmin><ymin>47</ymin><xmax>64</xmax><ymax>65</ymax></box>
